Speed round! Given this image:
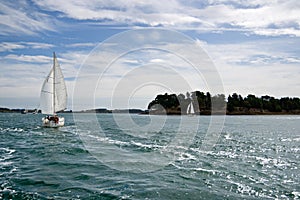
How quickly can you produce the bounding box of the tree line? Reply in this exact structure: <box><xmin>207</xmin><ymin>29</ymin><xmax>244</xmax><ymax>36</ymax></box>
<box><xmin>227</xmin><ymin>93</ymin><xmax>300</xmax><ymax>113</ymax></box>
<box><xmin>147</xmin><ymin>91</ymin><xmax>300</xmax><ymax>115</ymax></box>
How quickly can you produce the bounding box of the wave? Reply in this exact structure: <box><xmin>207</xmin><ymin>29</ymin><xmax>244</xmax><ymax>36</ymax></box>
<box><xmin>0</xmin><ymin>127</ymin><xmax>24</xmax><ymax>133</ymax></box>
<box><xmin>0</xmin><ymin>147</ymin><xmax>18</xmax><ymax>199</ymax></box>
<box><xmin>0</xmin><ymin>147</ymin><xmax>16</xmax><ymax>165</ymax></box>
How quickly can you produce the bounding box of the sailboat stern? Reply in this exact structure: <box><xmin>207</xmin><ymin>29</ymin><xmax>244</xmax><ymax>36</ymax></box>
<box><xmin>42</xmin><ymin>116</ymin><xmax>65</xmax><ymax>127</ymax></box>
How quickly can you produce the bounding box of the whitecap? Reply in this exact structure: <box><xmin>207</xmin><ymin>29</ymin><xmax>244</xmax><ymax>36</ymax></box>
<box><xmin>214</xmin><ymin>150</ymin><xmax>239</xmax><ymax>159</ymax></box>
<box><xmin>0</xmin><ymin>127</ymin><xmax>24</xmax><ymax>133</ymax></box>
<box><xmin>293</xmin><ymin>137</ymin><xmax>300</xmax><ymax>142</ymax></box>
<box><xmin>292</xmin><ymin>191</ymin><xmax>300</xmax><ymax>198</ymax></box>
<box><xmin>280</xmin><ymin>138</ymin><xmax>292</xmax><ymax>142</ymax></box>
<box><xmin>176</xmin><ymin>152</ymin><xmax>197</xmax><ymax>161</ymax></box>
<box><xmin>255</xmin><ymin>156</ymin><xmax>291</xmax><ymax>168</ymax></box>
<box><xmin>227</xmin><ymin>180</ymin><xmax>257</xmax><ymax>196</ymax></box>
<box><xmin>193</xmin><ymin>167</ymin><xmax>220</xmax><ymax>175</ymax></box>
<box><xmin>224</xmin><ymin>133</ymin><xmax>232</xmax><ymax>140</ymax></box>
<box><xmin>130</xmin><ymin>141</ymin><xmax>162</xmax><ymax>149</ymax></box>
<box><xmin>60</xmin><ymin>125</ymin><xmax>78</xmax><ymax>134</ymax></box>
<box><xmin>255</xmin><ymin>156</ymin><xmax>272</xmax><ymax>166</ymax></box>
<box><xmin>89</xmin><ymin>135</ymin><xmax>129</xmax><ymax>146</ymax></box>
<box><xmin>0</xmin><ymin>161</ymin><xmax>13</xmax><ymax>166</ymax></box>
<box><xmin>283</xmin><ymin>179</ymin><xmax>294</xmax><ymax>184</ymax></box>
<box><xmin>290</xmin><ymin>147</ymin><xmax>300</xmax><ymax>153</ymax></box>
<box><xmin>0</xmin><ymin>148</ymin><xmax>15</xmax><ymax>154</ymax></box>
<box><xmin>0</xmin><ymin>147</ymin><xmax>17</xmax><ymax>175</ymax></box>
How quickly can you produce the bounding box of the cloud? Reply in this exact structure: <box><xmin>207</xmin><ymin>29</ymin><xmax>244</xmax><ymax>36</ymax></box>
<box><xmin>25</xmin><ymin>42</ymin><xmax>55</xmax><ymax>49</ymax></box>
<box><xmin>199</xmin><ymin>38</ymin><xmax>300</xmax><ymax>97</ymax></box>
<box><xmin>204</xmin><ymin>1</ymin><xmax>300</xmax><ymax>36</ymax></box>
<box><xmin>0</xmin><ymin>51</ymin><xmax>83</xmax><ymax>84</ymax></box>
<box><xmin>29</xmin><ymin>0</ymin><xmax>300</xmax><ymax>37</ymax></box>
<box><xmin>0</xmin><ymin>1</ymin><xmax>56</xmax><ymax>36</ymax></box>
<box><xmin>0</xmin><ymin>62</ymin><xmax>47</xmax><ymax>98</ymax></box>
<box><xmin>202</xmin><ymin>37</ymin><xmax>300</xmax><ymax>66</ymax></box>
<box><xmin>1</xmin><ymin>0</ymin><xmax>299</xmax><ymax>37</ymax></box>
<box><xmin>4</xmin><ymin>54</ymin><xmax>51</xmax><ymax>63</ymax></box>
<box><xmin>0</xmin><ymin>42</ymin><xmax>54</xmax><ymax>52</ymax></box>
<box><xmin>70</xmin><ymin>32</ymin><xmax>226</xmax><ymax>110</ymax></box>
<box><xmin>0</xmin><ymin>51</ymin><xmax>82</xmax><ymax>110</ymax></box>
<box><xmin>65</xmin><ymin>43</ymin><xmax>97</xmax><ymax>48</ymax></box>
<box><xmin>0</xmin><ymin>43</ymin><xmax>25</xmax><ymax>52</ymax></box>
<box><xmin>216</xmin><ymin>63</ymin><xmax>300</xmax><ymax>98</ymax></box>
<box><xmin>0</xmin><ymin>0</ymin><xmax>299</xmax><ymax>37</ymax></box>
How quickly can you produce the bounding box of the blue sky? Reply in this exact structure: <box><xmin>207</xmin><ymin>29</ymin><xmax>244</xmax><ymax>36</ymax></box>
<box><xmin>0</xmin><ymin>0</ymin><xmax>299</xmax><ymax>110</ymax></box>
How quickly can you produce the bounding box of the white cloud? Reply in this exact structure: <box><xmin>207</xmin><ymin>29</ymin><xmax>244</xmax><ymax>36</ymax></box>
<box><xmin>218</xmin><ymin>1</ymin><xmax>299</xmax><ymax>35</ymax></box>
<box><xmin>4</xmin><ymin>54</ymin><xmax>51</xmax><ymax>63</ymax></box>
<box><xmin>0</xmin><ymin>42</ymin><xmax>55</xmax><ymax>52</ymax></box>
<box><xmin>0</xmin><ymin>0</ymin><xmax>299</xmax><ymax>37</ymax></box>
<box><xmin>216</xmin><ymin>63</ymin><xmax>300</xmax><ymax>98</ymax></box>
<box><xmin>29</xmin><ymin>0</ymin><xmax>300</xmax><ymax>37</ymax></box>
<box><xmin>0</xmin><ymin>51</ymin><xmax>83</xmax><ymax>108</ymax></box>
<box><xmin>25</xmin><ymin>42</ymin><xmax>55</xmax><ymax>49</ymax></box>
<box><xmin>66</xmin><ymin>43</ymin><xmax>97</xmax><ymax>48</ymax></box>
<box><xmin>0</xmin><ymin>1</ymin><xmax>56</xmax><ymax>36</ymax></box>
<box><xmin>0</xmin><ymin>43</ymin><xmax>25</xmax><ymax>52</ymax></box>
<box><xmin>0</xmin><ymin>0</ymin><xmax>299</xmax><ymax>36</ymax></box>
<box><xmin>70</xmin><ymin>33</ymin><xmax>225</xmax><ymax>110</ymax></box>
<box><xmin>202</xmin><ymin>38</ymin><xmax>300</xmax><ymax>66</ymax></box>
<box><xmin>199</xmin><ymin>38</ymin><xmax>300</xmax><ymax>97</ymax></box>
<box><xmin>0</xmin><ymin>62</ymin><xmax>48</xmax><ymax>97</ymax></box>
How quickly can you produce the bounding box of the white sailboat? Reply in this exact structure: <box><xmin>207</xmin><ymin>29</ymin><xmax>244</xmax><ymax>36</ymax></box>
<box><xmin>187</xmin><ymin>100</ymin><xmax>195</xmax><ymax>115</ymax></box>
<box><xmin>40</xmin><ymin>52</ymin><xmax>67</xmax><ymax>127</ymax></box>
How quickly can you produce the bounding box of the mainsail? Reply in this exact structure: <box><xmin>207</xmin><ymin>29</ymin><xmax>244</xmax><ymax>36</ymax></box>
<box><xmin>40</xmin><ymin>52</ymin><xmax>67</xmax><ymax>115</ymax></box>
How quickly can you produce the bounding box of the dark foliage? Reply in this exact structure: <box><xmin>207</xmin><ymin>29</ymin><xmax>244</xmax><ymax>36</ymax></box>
<box><xmin>147</xmin><ymin>91</ymin><xmax>226</xmax><ymax>114</ymax></box>
<box><xmin>148</xmin><ymin>91</ymin><xmax>300</xmax><ymax>115</ymax></box>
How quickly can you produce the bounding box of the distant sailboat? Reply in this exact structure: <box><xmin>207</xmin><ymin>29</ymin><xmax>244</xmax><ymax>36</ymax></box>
<box><xmin>40</xmin><ymin>52</ymin><xmax>67</xmax><ymax>127</ymax></box>
<box><xmin>187</xmin><ymin>100</ymin><xmax>195</xmax><ymax>115</ymax></box>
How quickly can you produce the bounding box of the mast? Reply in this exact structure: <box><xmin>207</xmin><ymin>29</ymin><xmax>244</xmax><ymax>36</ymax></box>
<box><xmin>53</xmin><ymin>52</ymin><xmax>56</xmax><ymax>115</ymax></box>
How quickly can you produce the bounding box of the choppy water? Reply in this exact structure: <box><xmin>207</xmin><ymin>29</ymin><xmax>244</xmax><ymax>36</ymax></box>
<box><xmin>0</xmin><ymin>113</ymin><xmax>299</xmax><ymax>199</ymax></box>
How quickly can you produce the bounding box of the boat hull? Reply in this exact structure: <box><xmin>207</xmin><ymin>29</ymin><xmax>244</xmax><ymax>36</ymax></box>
<box><xmin>42</xmin><ymin>117</ymin><xmax>65</xmax><ymax>128</ymax></box>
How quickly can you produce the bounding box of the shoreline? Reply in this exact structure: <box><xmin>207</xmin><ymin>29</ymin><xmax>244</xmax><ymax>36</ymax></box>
<box><xmin>1</xmin><ymin>107</ymin><xmax>300</xmax><ymax>115</ymax></box>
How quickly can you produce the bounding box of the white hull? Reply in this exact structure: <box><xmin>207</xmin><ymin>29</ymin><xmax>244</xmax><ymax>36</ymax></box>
<box><xmin>42</xmin><ymin>116</ymin><xmax>65</xmax><ymax>128</ymax></box>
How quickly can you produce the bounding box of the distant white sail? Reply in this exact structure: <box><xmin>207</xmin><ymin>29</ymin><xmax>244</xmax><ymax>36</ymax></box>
<box><xmin>187</xmin><ymin>101</ymin><xmax>195</xmax><ymax>115</ymax></box>
<box><xmin>40</xmin><ymin>52</ymin><xmax>67</xmax><ymax>115</ymax></box>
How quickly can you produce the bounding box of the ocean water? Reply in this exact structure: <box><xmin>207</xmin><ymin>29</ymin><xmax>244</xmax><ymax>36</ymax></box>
<box><xmin>0</xmin><ymin>113</ymin><xmax>299</xmax><ymax>199</ymax></box>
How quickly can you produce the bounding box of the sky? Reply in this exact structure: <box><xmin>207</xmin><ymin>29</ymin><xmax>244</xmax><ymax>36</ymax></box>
<box><xmin>0</xmin><ymin>0</ymin><xmax>299</xmax><ymax>110</ymax></box>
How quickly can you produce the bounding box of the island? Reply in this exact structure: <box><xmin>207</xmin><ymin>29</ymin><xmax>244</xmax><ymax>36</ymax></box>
<box><xmin>147</xmin><ymin>91</ymin><xmax>300</xmax><ymax>115</ymax></box>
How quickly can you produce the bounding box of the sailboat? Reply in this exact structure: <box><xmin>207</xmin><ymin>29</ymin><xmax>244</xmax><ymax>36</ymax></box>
<box><xmin>187</xmin><ymin>100</ymin><xmax>195</xmax><ymax>115</ymax></box>
<box><xmin>40</xmin><ymin>52</ymin><xmax>67</xmax><ymax>127</ymax></box>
